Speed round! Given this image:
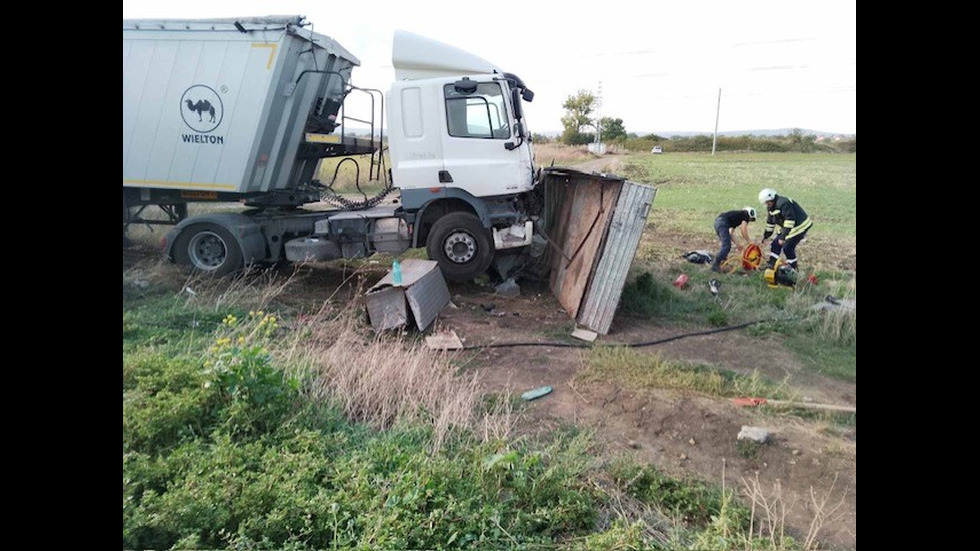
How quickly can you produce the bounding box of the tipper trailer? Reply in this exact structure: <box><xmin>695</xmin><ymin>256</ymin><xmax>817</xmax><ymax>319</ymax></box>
<box><xmin>123</xmin><ymin>16</ymin><xmax>541</xmax><ymax>280</ymax></box>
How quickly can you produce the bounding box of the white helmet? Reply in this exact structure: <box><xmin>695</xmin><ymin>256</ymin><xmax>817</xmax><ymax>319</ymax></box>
<box><xmin>758</xmin><ymin>188</ymin><xmax>777</xmax><ymax>204</ymax></box>
<box><xmin>744</xmin><ymin>207</ymin><xmax>757</xmax><ymax>220</ymax></box>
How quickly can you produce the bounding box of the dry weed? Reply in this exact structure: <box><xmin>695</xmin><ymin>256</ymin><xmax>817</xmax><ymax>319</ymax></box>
<box><xmin>533</xmin><ymin>143</ymin><xmax>594</xmax><ymax>166</ymax></box>
<box><xmin>739</xmin><ymin>471</ymin><xmax>847</xmax><ymax>550</ymax></box>
<box><xmin>178</xmin><ymin>264</ymin><xmax>297</xmax><ymax>313</ymax></box>
<box><xmin>281</xmin><ymin>303</ymin><xmax>516</xmax><ymax>453</ymax></box>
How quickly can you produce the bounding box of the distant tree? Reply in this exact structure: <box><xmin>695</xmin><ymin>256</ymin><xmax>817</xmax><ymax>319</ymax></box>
<box><xmin>560</xmin><ymin>129</ymin><xmax>593</xmax><ymax>145</ymax></box>
<box><xmin>599</xmin><ymin>117</ymin><xmax>627</xmax><ymax>141</ymax></box>
<box><xmin>560</xmin><ymin>90</ymin><xmax>596</xmax><ymax>145</ymax></box>
<box><xmin>788</xmin><ymin>128</ymin><xmax>817</xmax><ymax>152</ymax></box>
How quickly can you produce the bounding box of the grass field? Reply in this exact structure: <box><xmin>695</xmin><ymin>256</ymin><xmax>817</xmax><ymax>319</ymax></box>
<box><xmin>626</xmin><ymin>152</ymin><xmax>856</xmax><ymax>266</ymax></box>
<box><xmin>609</xmin><ymin>151</ymin><xmax>856</xmax><ymax>381</ymax></box>
<box><xmin>124</xmin><ymin>150</ymin><xmax>856</xmax><ymax>549</ymax></box>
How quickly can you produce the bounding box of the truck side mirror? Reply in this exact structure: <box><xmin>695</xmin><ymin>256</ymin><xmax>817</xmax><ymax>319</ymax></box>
<box><xmin>521</xmin><ymin>88</ymin><xmax>534</xmax><ymax>102</ymax></box>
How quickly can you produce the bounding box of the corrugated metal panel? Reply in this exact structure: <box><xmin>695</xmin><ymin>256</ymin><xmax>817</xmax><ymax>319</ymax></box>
<box><xmin>577</xmin><ymin>180</ymin><xmax>657</xmax><ymax>334</ymax></box>
<box><xmin>365</xmin><ymin>259</ymin><xmax>450</xmax><ymax>332</ymax></box>
<box><xmin>405</xmin><ymin>267</ymin><xmax>451</xmax><ymax>331</ymax></box>
<box><xmin>544</xmin><ymin>169</ymin><xmax>624</xmax><ymax>319</ymax></box>
<box><xmin>364</xmin><ymin>286</ymin><xmax>409</xmax><ymax>332</ymax></box>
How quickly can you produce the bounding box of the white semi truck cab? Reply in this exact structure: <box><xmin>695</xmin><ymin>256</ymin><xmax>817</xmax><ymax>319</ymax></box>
<box><xmin>123</xmin><ymin>16</ymin><xmax>540</xmax><ymax>281</ymax></box>
<box><xmin>371</xmin><ymin>30</ymin><xmax>539</xmax><ymax>280</ymax></box>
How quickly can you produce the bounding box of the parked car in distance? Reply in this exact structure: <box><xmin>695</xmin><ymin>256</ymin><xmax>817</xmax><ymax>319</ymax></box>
<box><xmin>651</xmin><ymin>145</ymin><xmax>663</xmax><ymax>154</ymax></box>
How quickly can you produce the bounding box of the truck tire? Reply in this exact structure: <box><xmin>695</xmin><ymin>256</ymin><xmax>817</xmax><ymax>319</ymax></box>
<box><xmin>172</xmin><ymin>222</ymin><xmax>244</xmax><ymax>276</ymax></box>
<box><xmin>426</xmin><ymin>212</ymin><xmax>493</xmax><ymax>281</ymax></box>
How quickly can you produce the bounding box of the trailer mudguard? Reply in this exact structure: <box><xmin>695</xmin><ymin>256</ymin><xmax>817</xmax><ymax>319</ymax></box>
<box><xmin>405</xmin><ymin>188</ymin><xmax>488</xmax><ymax>248</ymax></box>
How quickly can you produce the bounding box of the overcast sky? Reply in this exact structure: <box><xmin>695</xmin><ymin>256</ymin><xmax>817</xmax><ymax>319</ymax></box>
<box><xmin>123</xmin><ymin>0</ymin><xmax>856</xmax><ymax>136</ymax></box>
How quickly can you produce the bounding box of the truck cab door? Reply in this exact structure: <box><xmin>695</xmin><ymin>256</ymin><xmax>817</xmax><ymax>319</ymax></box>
<box><xmin>439</xmin><ymin>79</ymin><xmax>533</xmax><ymax>198</ymax></box>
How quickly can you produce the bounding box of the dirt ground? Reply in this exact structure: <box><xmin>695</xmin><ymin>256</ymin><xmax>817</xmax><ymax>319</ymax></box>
<box><xmin>499</xmin><ymin>155</ymin><xmax>855</xmax><ymax>550</ymax></box>
<box><xmin>256</xmin><ymin>263</ymin><xmax>856</xmax><ymax>550</ymax></box>
<box><xmin>437</xmin><ymin>276</ymin><xmax>855</xmax><ymax>550</ymax></box>
<box><xmin>123</xmin><ymin>155</ymin><xmax>855</xmax><ymax>549</ymax></box>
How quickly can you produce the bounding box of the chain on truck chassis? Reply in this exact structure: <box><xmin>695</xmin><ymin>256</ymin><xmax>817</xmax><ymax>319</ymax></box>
<box><xmin>314</xmin><ymin>156</ymin><xmax>394</xmax><ymax>211</ymax></box>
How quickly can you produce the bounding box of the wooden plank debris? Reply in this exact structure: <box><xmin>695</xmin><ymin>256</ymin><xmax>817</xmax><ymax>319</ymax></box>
<box><xmin>424</xmin><ymin>330</ymin><xmax>464</xmax><ymax>350</ymax></box>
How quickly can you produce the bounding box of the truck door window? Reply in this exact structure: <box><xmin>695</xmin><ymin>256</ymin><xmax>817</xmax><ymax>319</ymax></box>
<box><xmin>445</xmin><ymin>82</ymin><xmax>510</xmax><ymax>139</ymax></box>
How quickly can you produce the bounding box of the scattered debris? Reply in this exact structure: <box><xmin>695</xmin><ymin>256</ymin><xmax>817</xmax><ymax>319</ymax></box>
<box><xmin>737</xmin><ymin>426</ymin><xmax>770</xmax><ymax>444</ymax></box>
<box><xmin>521</xmin><ymin>386</ymin><xmax>553</xmax><ymax>401</ymax></box>
<box><xmin>688</xmin><ymin>437</ymin><xmax>697</xmax><ymax>446</ymax></box>
<box><xmin>673</xmin><ymin>274</ymin><xmax>689</xmax><ymax>289</ymax></box>
<box><xmin>628</xmin><ymin>440</ymin><xmax>641</xmax><ymax>449</ymax></box>
<box><xmin>481</xmin><ymin>303</ymin><xmax>496</xmax><ymax>312</ymax></box>
<box><xmin>733</xmin><ymin>397</ymin><xmax>856</xmax><ymax>413</ymax></box>
<box><xmin>133</xmin><ymin>279</ymin><xmax>149</xmax><ymax>290</ymax></box>
<box><xmin>813</xmin><ymin>296</ymin><xmax>856</xmax><ymax>312</ymax></box>
<box><xmin>365</xmin><ymin>259</ymin><xmax>450</xmax><ymax>333</ymax></box>
<box><xmin>571</xmin><ymin>328</ymin><xmax>598</xmax><ymax>342</ymax></box>
<box><xmin>681</xmin><ymin>250</ymin><xmax>713</xmax><ymax>264</ymax></box>
<box><xmin>183</xmin><ymin>286</ymin><xmax>196</xmax><ymax>296</ymax></box>
<box><xmin>495</xmin><ymin>278</ymin><xmax>521</xmax><ymax>297</ymax></box>
<box><xmin>425</xmin><ymin>330</ymin><xmax>464</xmax><ymax>350</ymax></box>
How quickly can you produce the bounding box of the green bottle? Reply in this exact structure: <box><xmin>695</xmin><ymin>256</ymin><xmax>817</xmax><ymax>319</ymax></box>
<box><xmin>392</xmin><ymin>259</ymin><xmax>403</xmax><ymax>286</ymax></box>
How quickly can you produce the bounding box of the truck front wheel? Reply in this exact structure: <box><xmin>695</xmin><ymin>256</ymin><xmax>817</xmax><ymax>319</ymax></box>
<box><xmin>172</xmin><ymin>223</ymin><xmax>244</xmax><ymax>276</ymax></box>
<box><xmin>426</xmin><ymin>212</ymin><xmax>493</xmax><ymax>281</ymax></box>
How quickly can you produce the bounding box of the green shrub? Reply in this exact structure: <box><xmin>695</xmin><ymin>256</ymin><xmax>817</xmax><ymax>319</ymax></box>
<box><xmin>706</xmin><ymin>309</ymin><xmax>728</xmax><ymax>327</ymax></box>
<box><xmin>620</xmin><ymin>272</ymin><xmax>697</xmax><ymax>320</ymax></box>
<box><xmin>567</xmin><ymin>519</ymin><xmax>658</xmax><ymax>550</ymax></box>
<box><xmin>205</xmin><ymin>312</ymin><xmax>300</xmax><ymax>437</ymax></box>
<box><xmin>123</xmin><ymin>353</ymin><xmax>217</xmax><ymax>455</ymax></box>
<box><xmin>608</xmin><ymin>458</ymin><xmax>746</xmax><ymax>528</ymax></box>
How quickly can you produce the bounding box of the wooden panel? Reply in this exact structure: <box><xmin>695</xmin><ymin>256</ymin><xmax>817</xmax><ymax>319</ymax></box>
<box><xmin>547</xmin><ymin>173</ymin><xmax>623</xmax><ymax>318</ymax></box>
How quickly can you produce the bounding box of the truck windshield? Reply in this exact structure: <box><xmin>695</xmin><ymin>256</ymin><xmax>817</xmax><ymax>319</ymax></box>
<box><xmin>444</xmin><ymin>82</ymin><xmax>510</xmax><ymax>139</ymax></box>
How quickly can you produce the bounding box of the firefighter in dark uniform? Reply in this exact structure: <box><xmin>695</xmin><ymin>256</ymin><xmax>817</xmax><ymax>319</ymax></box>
<box><xmin>758</xmin><ymin>188</ymin><xmax>813</xmax><ymax>271</ymax></box>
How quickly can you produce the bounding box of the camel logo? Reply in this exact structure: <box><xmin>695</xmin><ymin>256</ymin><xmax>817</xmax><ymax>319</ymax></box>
<box><xmin>180</xmin><ymin>85</ymin><xmax>223</xmax><ymax>134</ymax></box>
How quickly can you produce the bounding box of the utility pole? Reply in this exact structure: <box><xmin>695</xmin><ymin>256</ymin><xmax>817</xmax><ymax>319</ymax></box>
<box><xmin>589</xmin><ymin>81</ymin><xmax>605</xmax><ymax>155</ymax></box>
<box><xmin>595</xmin><ymin>80</ymin><xmax>603</xmax><ymax>146</ymax></box>
<box><xmin>711</xmin><ymin>87</ymin><xmax>721</xmax><ymax>156</ymax></box>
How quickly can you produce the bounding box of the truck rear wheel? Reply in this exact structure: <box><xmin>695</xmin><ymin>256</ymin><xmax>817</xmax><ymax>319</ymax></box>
<box><xmin>426</xmin><ymin>212</ymin><xmax>493</xmax><ymax>281</ymax></box>
<box><xmin>172</xmin><ymin>223</ymin><xmax>243</xmax><ymax>276</ymax></box>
